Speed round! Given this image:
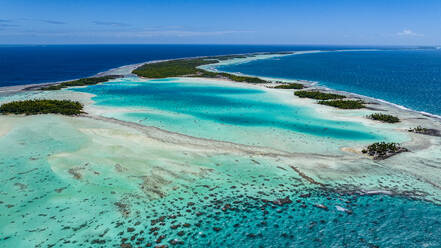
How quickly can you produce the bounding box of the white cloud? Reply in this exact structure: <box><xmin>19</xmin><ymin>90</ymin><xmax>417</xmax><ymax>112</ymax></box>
<box><xmin>396</xmin><ymin>29</ymin><xmax>423</xmax><ymax>37</ymax></box>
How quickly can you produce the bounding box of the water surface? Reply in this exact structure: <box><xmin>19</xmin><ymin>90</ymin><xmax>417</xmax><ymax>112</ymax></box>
<box><xmin>0</xmin><ymin>44</ymin><xmax>376</xmax><ymax>87</ymax></box>
<box><xmin>217</xmin><ymin>50</ymin><xmax>441</xmax><ymax>115</ymax></box>
<box><xmin>74</xmin><ymin>77</ymin><xmax>398</xmax><ymax>153</ymax></box>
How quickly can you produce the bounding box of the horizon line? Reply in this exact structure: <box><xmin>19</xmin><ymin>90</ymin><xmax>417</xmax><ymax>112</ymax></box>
<box><xmin>0</xmin><ymin>43</ymin><xmax>438</xmax><ymax>47</ymax></box>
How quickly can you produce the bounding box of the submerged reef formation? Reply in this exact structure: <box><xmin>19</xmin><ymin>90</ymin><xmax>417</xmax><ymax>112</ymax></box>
<box><xmin>39</xmin><ymin>75</ymin><xmax>122</xmax><ymax>90</ymax></box>
<box><xmin>362</xmin><ymin>142</ymin><xmax>409</xmax><ymax>160</ymax></box>
<box><xmin>0</xmin><ymin>99</ymin><xmax>83</xmax><ymax>115</ymax></box>
<box><xmin>367</xmin><ymin>113</ymin><xmax>400</xmax><ymax>123</ymax></box>
<box><xmin>0</xmin><ymin>114</ymin><xmax>440</xmax><ymax>247</ymax></box>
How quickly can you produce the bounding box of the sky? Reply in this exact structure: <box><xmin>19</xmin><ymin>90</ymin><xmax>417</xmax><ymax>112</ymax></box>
<box><xmin>0</xmin><ymin>0</ymin><xmax>440</xmax><ymax>45</ymax></box>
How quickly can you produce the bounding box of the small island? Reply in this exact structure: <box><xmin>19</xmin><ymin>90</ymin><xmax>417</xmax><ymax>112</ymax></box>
<box><xmin>293</xmin><ymin>90</ymin><xmax>365</xmax><ymax>109</ymax></box>
<box><xmin>218</xmin><ymin>73</ymin><xmax>268</xmax><ymax>83</ymax></box>
<box><xmin>318</xmin><ymin>99</ymin><xmax>365</xmax><ymax>109</ymax></box>
<box><xmin>367</xmin><ymin>113</ymin><xmax>400</xmax><ymax>123</ymax></box>
<box><xmin>133</xmin><ymin>58</ymin><xmax>214</xmax><ymax>78</ymax></box>
<box><xmin>294</xmin><ymin>90</ymin><xmax>346</xmax><ymax>100</ymax></box>
<box><xmin>133</xmin><ymin>57</ymin><xmax>269</xmax><ymax>83</ymax></box>
<box><xmin>408</xmin><ymin>126</ymin><xmax>441</xmax><ymax>137</ymax></box>
<box><xmin>40</xmin><ymin>75</ymin><xmax>122</xmax><ymax>90</ymax></box>
<box><xmin>274</xmin><ymin>82</ymin><xmax>305</xmax><ymax>89</ymax></box>
<box><xmin>362</xmin><ymin>142</ymin><xmax>409</xmax><ymax>160</ymax></box>
<box><xmin>0</xmin><ymin>99</ymin><xmax>84</xmax><ymax>116</ymax></box>
<box><xmin>203</xmin><ymin>54</ymin><xmax>250</xmax><ymax>60</ymax></box>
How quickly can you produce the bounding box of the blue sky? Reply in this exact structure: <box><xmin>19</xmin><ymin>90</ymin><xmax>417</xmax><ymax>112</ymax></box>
<box><xmin>0</xmin><ymin>0</ymin><xmax>440</xmax><ymax>45</ymax></box>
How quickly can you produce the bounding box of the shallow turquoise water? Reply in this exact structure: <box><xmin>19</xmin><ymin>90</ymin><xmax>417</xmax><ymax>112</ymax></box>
<box><xmin>0</xmin><ymin>117</ymin><xmax>440</xmax><ymax>247</ymax></box>
<box><xmin>73</xmin><ymin>77</ymin><xmax>397</xmax><ymax>153</ymax></box>
<box><xmin>1</xmin><ymin>66</ymin><xmax>439</xmax><ymax>247</ymax></box>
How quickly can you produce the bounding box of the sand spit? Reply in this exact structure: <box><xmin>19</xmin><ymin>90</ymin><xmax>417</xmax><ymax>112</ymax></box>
<box><xmin>39</xmin><ymin>111</ymin><xmax>441</xmax><ymax>203</ymax></box>
<box><xmin>84</xmin><ymin>114</ymin><xmax>336</xmax><ymax>160</ymax></box>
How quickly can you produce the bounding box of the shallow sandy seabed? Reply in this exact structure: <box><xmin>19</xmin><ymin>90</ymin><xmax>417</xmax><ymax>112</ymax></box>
<box><xmin>1</xmin><ymin>53</ymin><xmax>441</xmax><ymax>247</ymax></box>
<box><xmin>1</xmin><ymin>80</ymin><xmax>440</xmax><ymax>201</ymax></box>
<box><xmin>1</xmin><ymin>104</ymin><xmax>440</xmax><ymax>246</ymax></box>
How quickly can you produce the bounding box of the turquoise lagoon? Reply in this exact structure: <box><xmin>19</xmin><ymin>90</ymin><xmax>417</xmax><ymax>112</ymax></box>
<box><xmin>72</xmin><ymin>77</ymin><xmax>402</xmax><ymax>154</ymax></box>
<box><xmin>1</xmin><ymin>76</ymin><xmax>441</xmax><ymax>247</ymax></box>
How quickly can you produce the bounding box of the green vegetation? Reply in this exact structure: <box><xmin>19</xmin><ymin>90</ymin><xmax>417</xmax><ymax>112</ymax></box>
<box><xmin>293</xmin><ymin>90</ymin><xmax>366</xmax><ymax>109</ymax></box>
<box><xmin>367</xmin><ymin>113</ymin><xmax>400</xmax><ymax>123</ymax></box>
<box><xmin>204</xmin><ymin>54</ymin><xmax>249</xmax><ymax>61</ymax></box>
<box><xmin>318</xmin><ymin>100</ymin><xmax>365</xmax><ymax>109</ymax></box>
<box><xmin>204</xmin><ymin>52</ymin><xmax>292</xmax><ymax>61</ymax></box>
<box><xmin>193</xmin><ymin>70</ymin><xmax>267</xmax><ymax>83</ymax></box>
<box><xmin>294</xmin><ymin>90</ymin><xmax>346</xmax><ymax>100</ymax></box>
<box><xmin>0</xmin><ymin>99</ymin><xmax>84</xmax><ymax>116</ymax></box>
<box><xmin>409</xmin><ymin>126</ymin><xmax>428</xmax><ymax>133</ymax></box>
<box><xmin>362</xmin><ymin>142</ymin><xmax>408</xmax><ymax>160</ymax></box>
<box><xmin>219</xmin><ymin>73</ymin><xmax>267</xmax><ymax>83</ymax></box>
<box><xmin>40</xmin><ymin>75</ymin><xmax>121</xmax><ymax>90</ymax></box>
<box><xmin>408</xmin><ymin>126</ymin><xmax>441</xmax><ymax>136</ymax></box>
<box><xmin>133</xmin><ymin>59</ymin><xmax>215</xmax><ymax>78</ymax></box>
<box><xmin>274</xmin><ymin>83</ymin><xmax>305</xmax><ymax>89</ymax></box>
<box><xmin>133</xmin><ymin>57</ymin><xmax>270</xmax><ymax>83</ymax></box>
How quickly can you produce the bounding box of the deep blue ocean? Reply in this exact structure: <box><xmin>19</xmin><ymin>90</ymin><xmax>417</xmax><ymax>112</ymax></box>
<box><xmin>0</xmin><ymin>44</ymin><xmax>356</xmax><ymax>87</ymax></box>
<box><xmin>218</xmin><ymin>49</ymin><xmax>441</xmax><ymax>116</ymax></box>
